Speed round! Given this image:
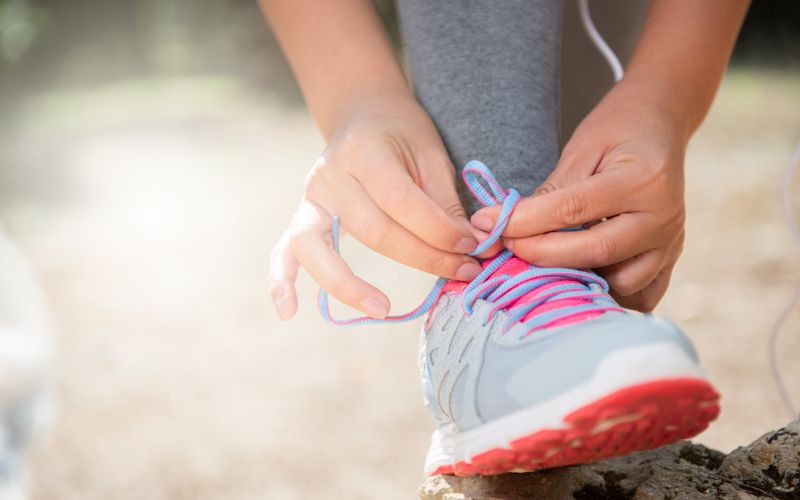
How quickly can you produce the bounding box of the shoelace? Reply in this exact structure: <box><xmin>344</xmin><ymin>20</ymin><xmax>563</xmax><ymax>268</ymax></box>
<box><xmin>318</xmin><ymin>161</ymin><xmax>623</xmax><ymax>333</ymax></box>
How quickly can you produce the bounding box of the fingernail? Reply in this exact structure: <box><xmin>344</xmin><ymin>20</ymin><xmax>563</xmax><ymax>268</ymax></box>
<box><xmin>471</xmin><ymin>214</ymin><xmax>493</xmax><ymax>232</ymax></box>
<box><xmin>456</xmin><ymin>261</ymin><xmax>482</xmax><ymax>281</ymax></box>
<box><xmin>360</xmin><ymin>297</ymin><xmax>389</xmax><ymax>319</ymax></box>
<box><xmin>454</xmin><ymin>236</ymin><xmax>478</xmax><ymax>254</ymax></box>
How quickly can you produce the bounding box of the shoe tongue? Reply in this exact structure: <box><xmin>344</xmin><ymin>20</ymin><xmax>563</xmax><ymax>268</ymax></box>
<box><xmin>484</xmin><ymin>255</ymin><xmax>531</xmax><ymax>278</ymax></box>
<box><xmin>483</xmin><ymin>254</ymin><xmax>607</xmax><ymax>328</ymax></box>
<box><xmin>440</xmin><ymin>253</ymin><xmax>528</xmax><ymax>295</ymax></box>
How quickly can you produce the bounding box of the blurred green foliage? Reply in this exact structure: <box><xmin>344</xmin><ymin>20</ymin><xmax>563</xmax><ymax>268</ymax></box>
<box><xmin>0</xmin><ymin>0</ymin><xmax>48</xmax><ymax>62</ymax></box>
<box><xmin>0</xmin><ymin>0</ymin><xmax>285</xmax><ymax>89</ymax></box>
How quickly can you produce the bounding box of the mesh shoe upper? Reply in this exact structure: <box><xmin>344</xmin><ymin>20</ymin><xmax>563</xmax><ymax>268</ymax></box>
<box><xmin>420</xmin><ymin>280</ymin><xmax>699</xmax><ymax>432</ymax></box>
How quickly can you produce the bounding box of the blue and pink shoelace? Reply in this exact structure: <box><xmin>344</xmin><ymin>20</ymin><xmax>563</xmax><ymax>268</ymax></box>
<box><xmin>318</xmin><ymin>161</ymin><xmax>622</xmax><ymax>334</ymax></box>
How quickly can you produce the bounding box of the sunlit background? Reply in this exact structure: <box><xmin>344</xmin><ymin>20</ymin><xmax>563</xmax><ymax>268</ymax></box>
<box><xmin>1</xmin><ymin>1</ymin><xmax>799</xmax><ymax>499</ymax></box>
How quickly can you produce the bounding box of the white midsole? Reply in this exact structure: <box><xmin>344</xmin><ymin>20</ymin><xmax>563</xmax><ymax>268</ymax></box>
<box><xmin>424</xmin><ymin>342</ymin><xmax>709</xmax><ymax>474</ymax></box>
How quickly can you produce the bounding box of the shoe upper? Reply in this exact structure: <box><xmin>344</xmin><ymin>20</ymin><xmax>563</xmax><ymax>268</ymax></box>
<box><xmin>419</xmin><ymin>254</ymin><xmax>700</xmax><ymax>433</ymax></box>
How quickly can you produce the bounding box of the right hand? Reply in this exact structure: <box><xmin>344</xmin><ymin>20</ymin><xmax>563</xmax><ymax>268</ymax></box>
<box><xmin>269</xmin><ymin>92</ymin><xmax>495</xmax><ymax>321</ymax></box>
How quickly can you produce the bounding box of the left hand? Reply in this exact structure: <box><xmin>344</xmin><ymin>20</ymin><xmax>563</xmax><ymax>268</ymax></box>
<box><xmin>471</xmin><ymin>80</ymin><xmax>688</xmax><ymax>312</ymax></box>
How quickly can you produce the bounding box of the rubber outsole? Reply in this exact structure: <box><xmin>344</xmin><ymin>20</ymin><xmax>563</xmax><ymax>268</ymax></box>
<box><xmin>430</xmin><ymin>377</ymin><xmax>720</xmax><ymax>477</ymax></box>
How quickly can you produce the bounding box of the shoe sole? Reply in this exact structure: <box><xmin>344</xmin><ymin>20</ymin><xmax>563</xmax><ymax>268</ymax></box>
<box><xmin>424</xmin><ymin>343</ymin><xmax>720</xmax><ymax>476</ymax></box>
<box><xmin>429</xmin><ymin>377</ymin><xmax>719</xmax><ymax>476</ymax></box>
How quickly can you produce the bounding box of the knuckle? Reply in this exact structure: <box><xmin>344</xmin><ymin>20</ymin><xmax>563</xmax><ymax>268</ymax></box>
<box><xmin>430</xmin><ymin>223</ymin><xmax>459</xmax><ymax>249</ymax></box>
<box><xmin>326</xmin><ymin>278</ymin><xmax>351</xmax><ymax>300</ymax></box>
<box><xmin>535</xmin><ymin>181</ymin><xmax>557</xmax><ymax>196</ymax></box>
<box><xmin>642</xmin><ymin>153</ymin><xmax>668</xmax><ymax>173</ymax></box>
<box><xmin>326</xmin><ymin>130</ymin><xmax>371</xmax><ymax>174</ymax></box>
<box><xmin>509</xmin><ymin>239</ymin><xmax>538</xmax><ymax>263</ymax></box>
<box><xmin>430</xmin><ymin>208</ymin><xmax>468</xmax><ymax>248</ymax></box>
<box><xmin>638</xmin><ymin>157</ymin><xmax>673</xmax><ymax>190</ymax></box>
<box><xmin>648</xmin><ymin>156</ymin><xmax>670</xmax><ymax>174</ymax></box>
<box><xmin>336</xmin><ymin>131</ymin><xmax>376</xmax><ymax>173</ymax></box>
<box><xmin>441</xmin><ymin>200</ymin><xmax>466</xmax><ymax>220</ymax></box>
<box><xmin>382</xmin><ymin>181</ymin><xmax>411</xmax><ymax>210</ymax></box>
<box><xmin>586</xmin><ymin>237</ymin><xmax>616</xmax><ymax>268</ymax></box>
<box><xmin>608</xmin><ymin>271</ymin><xmax>640</xmax><ymax>297</ymax></box>
<box><xmin>556</xmin><ymin>192</ymin><xmax>588</xmax><ymax>227</ymax></box>
<box><xmin>337</xmin><ymin>130</ymin><xmax>366</xmax><ymax>156</ymax></box>
<box><xmin>422</xmin><ymin>252</ymin><xmax>450</xmax><ymax>275</ymax></box>
<box><xmin>358</xmin><ymin>217</ymin><xmax>389</xmax><ymax>248</ymax></box>
<box><xmin>441</xmin><ymin>193</ymin><xmax>467</xmax><ymax>219</ymax></box>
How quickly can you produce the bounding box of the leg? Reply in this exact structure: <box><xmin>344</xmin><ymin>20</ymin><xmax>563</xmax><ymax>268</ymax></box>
<box><xmin>397</xmin><ymin>0</ymin><xmax>563</xmax><ymax>215</ymax></box>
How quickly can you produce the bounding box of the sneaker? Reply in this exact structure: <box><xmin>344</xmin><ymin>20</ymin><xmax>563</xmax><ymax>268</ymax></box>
<box><xmin>318</xmin><ymin>161</ymin><xmax>720</xmax><ymax>477</ymax></box>
<box><xmin>419</xmin><ymin>249</ymin><xmax>719</xmax><ymax>476</ymax></box>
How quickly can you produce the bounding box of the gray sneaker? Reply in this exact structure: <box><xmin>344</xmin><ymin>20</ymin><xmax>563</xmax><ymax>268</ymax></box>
<box><xmin>419</xmin><ymin>250</ymin><xmax>719</xmax><ymax>476</ymax></box>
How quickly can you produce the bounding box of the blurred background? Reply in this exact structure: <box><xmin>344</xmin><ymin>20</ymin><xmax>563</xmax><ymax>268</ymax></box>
<box><xmin>0</xmin><ymin>1</ymin><xmax>799</xmax><ymax>499</ymax></box>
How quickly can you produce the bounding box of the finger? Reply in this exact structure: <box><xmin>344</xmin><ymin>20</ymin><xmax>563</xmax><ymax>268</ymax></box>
<box><xmin>420</xmin><ymin>158</ymin><xmax>504</xmax><ymax>256</ymax></box>
<box><xmin>417</xmin><ymin>154</ymin><xmax>469</xmax><ymax>220</ymax></box>
<box><xmin>611</xmin><ymin>231</ymin><xmax>683</xmax><ymax>310</ymax></box>
<box><xmin>468</xmin><ymin>225</ymin><xmax>503</xmax><ymax>259</ymax></box>
<box><xmin>268</xmin><ymin>234</ymin><xmax>300</xmax><ymax>321</ymax></box>
<box><xmin>613</xmin><ymin>258</ymin><xmax>677</xmax><ymax>312</ymax></box>
<box><xmin>357</xmin><ymin>157</ymin><xmax>477</xmax><ymax>254</ymax></box>
<box><xmin>471</xmin><ymin>167</ymin><xmax>637</xmax><ymax>237</ymax></box>
<box><xmin>597</xmin><ymin>248</ymin><xmax>668</xmax><ymax>297</ymax></box>
<box><xmin>289</xmin><ymin>200</ymin><xmax>391</xmax><ymax>319</ymax></box>
<box><xmin>504</xmin><ymin>213</ymin><xmax>664</xmax><ymax>269</ymax></box>
<box><xmin>329</xmin><ymin>180</ymin><xmax>483</xmax><ymax>281</ymax></box>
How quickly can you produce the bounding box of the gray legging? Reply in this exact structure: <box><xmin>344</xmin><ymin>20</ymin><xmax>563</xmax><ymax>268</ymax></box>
<box><xmin>396</xmin><ymin>0</ymin><xmax>647</xmax><ymax>214</ymax></box>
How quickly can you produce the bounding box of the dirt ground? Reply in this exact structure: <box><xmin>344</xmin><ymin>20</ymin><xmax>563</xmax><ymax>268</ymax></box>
<box><xmin>1</xmin><ymin>68</ymin><xmax>799</xmax><ymax>499</ymax></box>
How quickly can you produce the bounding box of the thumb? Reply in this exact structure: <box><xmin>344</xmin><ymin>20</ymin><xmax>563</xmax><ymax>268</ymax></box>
<box><xmin>469</xmin><ymin>143</ymin><xmax>603</xmax><ymax>233</ymax></box>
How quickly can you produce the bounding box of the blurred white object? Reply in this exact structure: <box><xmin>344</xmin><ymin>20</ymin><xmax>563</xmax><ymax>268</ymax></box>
<box><xmin>0</xmin><ymin>226</ymin><xmax>52</xmax><ymax>500</ymax></box>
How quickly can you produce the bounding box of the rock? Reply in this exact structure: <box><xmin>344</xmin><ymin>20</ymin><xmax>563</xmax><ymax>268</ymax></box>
<box><xmin>419</xmin><ymin>421</ymin><xmax>800</xmax><ymax>499</ymax></box>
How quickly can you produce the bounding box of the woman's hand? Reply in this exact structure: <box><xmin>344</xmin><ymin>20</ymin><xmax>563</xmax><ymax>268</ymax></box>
<box><xmin>471</xmin><ymin>80</ymin><xmax>688</xmax><ymax>311</ymax></box>
<box><xmin>269</xmin><ymin>92</ymin><xmax>495</xmax><ymax>321</ymax></box>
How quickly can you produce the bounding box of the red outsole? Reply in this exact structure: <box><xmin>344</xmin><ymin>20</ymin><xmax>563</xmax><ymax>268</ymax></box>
<box><xmin>431</xmin><ymin>377</ymin><xmax>720</xmax><ymax>477</ymax></box>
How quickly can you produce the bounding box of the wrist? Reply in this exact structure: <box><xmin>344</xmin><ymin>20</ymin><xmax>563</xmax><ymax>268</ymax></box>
<box><xmin>329</xmin><ymin>86</ymin><xmax>424</xmax><ymax>133</ymax></box>
<box><xmin>611</xmin><ymin>72</ymin><xmax>696</xmax><ymax>147</ymax></box>
<box><xmin>320</xmin><ymin>83</ymin><xmax>415</xmax><ymax>137</ymax></box>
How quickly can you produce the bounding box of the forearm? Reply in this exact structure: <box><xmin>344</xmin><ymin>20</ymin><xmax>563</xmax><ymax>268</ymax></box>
<box><xmin>621</xmin><ymin>0</ymin><xmax>750</xmax><ymax>144</ymax></box>
<box><xmin>259</xmin><ymin>0</ymin><xmax>412</xmax><ymax>139</ymax></box>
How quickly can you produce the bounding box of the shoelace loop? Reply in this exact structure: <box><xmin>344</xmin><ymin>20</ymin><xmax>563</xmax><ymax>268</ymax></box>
<box><xmin>318</xmin><ymin>161</ymin><xmax>622</xmax><ymax>332</ymax></box>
